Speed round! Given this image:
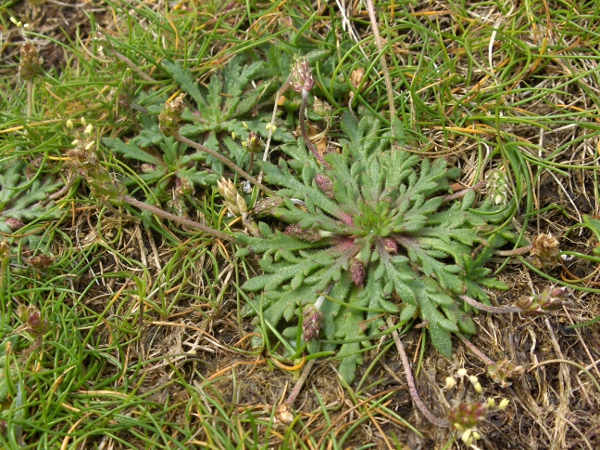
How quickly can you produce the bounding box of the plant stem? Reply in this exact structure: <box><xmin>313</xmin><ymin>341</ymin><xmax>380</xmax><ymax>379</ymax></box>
<box><xmin>387</xmin><ymin>317</ymin><xmax>450</xmax><ymax>428</ymax></box>
<box><xmin>497</xmin><ymin>245</ymin><xmax>533</xmax><ymax>256</ymax></box>
<box><xmin>285</xmin><ymin>358</ymin><xmax>316</xmax><ymax>406</ymax></box>
<box><xmin>27</xmin><ymin>80</ymin><xmax>33</xmax><ymax>117</ymax></box>
<box><xmin>460</xmin><ymin>295</ymin><xmax>522</xmax><ymax>314</ymax></box>
<box><xmin>173</xmin><ymin>132</ymin><xmax>277</xmax><ymax>197</ymax></box>
<box><xmin>123</xmin><ymin>195</ymin><xmax>234</xmax><ymax>242</ymax></box>
<box><xmin>455</xmin><ymin>332</ymin><xmax>495</xmax><ymax>366</ymax></box>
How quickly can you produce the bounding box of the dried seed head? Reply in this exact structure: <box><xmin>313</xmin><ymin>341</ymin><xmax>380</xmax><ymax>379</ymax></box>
<box><xmin>252</xmin><ymin>196</ymin><xmax>283</xmax><ymax>216</ymax></box>
<box><xmin>350</xmin><ymin>68</ymin><xmax>365</xmax><ymax>92</ymax></box>
<box><xmin>19</xmin><ymin>41</ymin><xmax>43</xmax><ymax>81</ymax></box>
<box><xmin>487</xmin><ymin>359</ymin><xmax>524</xmax><ymax>387</ymax></box>
<box><xmin>350</xmin><ymin>258</ymin><xmax>366</xmax><ymax>286</ymax></box>
<box><xmin>158</xmin><ymin>93</ymin><xmax>186</xmax><ymax>137</ymax></box>
<box><xmin>0</xmin><ymin>241</ymin><xmax>10</xmax><ymax>259</ymax></box>
<box><xmin>445</xmin><ymin>376</ymin><xmax>457</xmax><ymax>390</ymax></box>
<box><xmin>312</xmin><ymin>97</ymin><xmax>332</xmax><ymax>118</ymax></box>
<box><xmin>290</xmin><ymin>58</ymin><xmax>314</xmax><ymax>93</ymax></box>
<box><xmin>285</xmin><ymin>224</ymin><xmax>321</xmax><ymax>242</ymax></box>
<box><xmin>27</xmin><ymin>254</ymin><xmax>54</xmax><ymax>270</ymax></box>
<box><xmin>302</xmin><ymin>303</ymin><xmax>324</xmax><ymax>341</ymax></box>
<box><xmin>530</xmin><ymin>233</ymin><xmax>560</xmax><ymax>269</ymax></box>
<box><xmin>217</xmin><ymin>178</ymin><xmax>247</xmax><ymax>216</ymax></box>
<box><xmin>275</xmin><ymin>404</ymin><xmax>294</xmax><ymax>424</ymax></box>
<box><xmin>175</xmin><ymin>176</ymin><xmax>194</xmax><ymax>196</ymax></box>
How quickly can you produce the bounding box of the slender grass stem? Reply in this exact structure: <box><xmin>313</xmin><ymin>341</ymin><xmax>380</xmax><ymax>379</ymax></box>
<box><xmin>123</xmin><ymin>195</ymin><xmax>234</xmax><ymax>241</ymax></box>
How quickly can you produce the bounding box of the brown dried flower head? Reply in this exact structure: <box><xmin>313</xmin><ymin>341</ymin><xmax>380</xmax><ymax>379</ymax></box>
<box><xmin>285</xmin><ymin>225</ymin><xmax>321</xmax><ymax>242</ymax></box>
<box><xmin>530</xmin><ymin>233</ymin><xmax>560</xmax><ymax>269</ymax></box>
<box><xmin>217</xmin><ymin>178</ymin><xmax>247</xmax><ymax>216</ymax></box>
<box><xmin>487</xmin><ymin>359</ymin><xmax>524</xmax><ymax>387</ymax></box>
<box><xmin>158</xmin><ymin>93</ymin><xmax>186</xmax><ymax>137</ymax></box>
<box><xmin>19</xmin><ymin>42</ymin><xmax>43</xmax><ymax>81</ymax></box>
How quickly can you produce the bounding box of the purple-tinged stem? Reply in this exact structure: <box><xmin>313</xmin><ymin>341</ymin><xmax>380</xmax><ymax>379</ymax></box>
<box><xmin>123</xmin><ymin>195</ymin><xmax>234</xmax><ymax>242</ymax></box>
<box><xmin>387</xmin><ymin>318</ymin><xmax>450</xmax><ymax>428</ymax></box>
<box><xmin>460</xmin><ymin>295</ymin><xmax>521</xmax><ymax>314</ymax></box>
<box><xmin>173</xmin><ymin>131</ymin><xmax>276</xmax><ymax>197</ymax></box>
<box><xmin>455</xmin><ymin>332</ymin><xmax>495</xmax><ymax>366</ymax></box>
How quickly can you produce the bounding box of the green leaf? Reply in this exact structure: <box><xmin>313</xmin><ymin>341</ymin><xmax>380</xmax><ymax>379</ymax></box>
<box><xmin>429</xmin><ymin>324</ymin><xmax>452</xmax><ymax>358</ymax></box>
<box><xmin>162</xmin><ymin>60</ymin><xmax>206</xmax><ymax>106</ymax></box>
<box><xmin>103</xmin><ymin>137</ymin><xmax>162</xmax><ymax>166</ymax></box>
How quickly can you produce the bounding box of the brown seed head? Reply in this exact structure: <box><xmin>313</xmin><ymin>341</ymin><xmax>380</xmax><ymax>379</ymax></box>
<box><xmin>158</xmin><ymin>93</ymin><xmax>186</xmax><ymax>137</ymax></box>
<box><xmin>530</xmin><ymin>233</ymin><xmax>560</xmax><ymax>269</ymax></box>
<box><xmin>19</xmin><ymin>42</ymin><xmax>43</xmax><ymax>81</ymax></box>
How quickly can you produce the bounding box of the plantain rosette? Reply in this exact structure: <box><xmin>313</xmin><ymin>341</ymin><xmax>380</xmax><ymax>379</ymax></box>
<box><xmin>237</xmin><ymin>111</ymin><xmax>509</xmax><ymax>383</ymax></box>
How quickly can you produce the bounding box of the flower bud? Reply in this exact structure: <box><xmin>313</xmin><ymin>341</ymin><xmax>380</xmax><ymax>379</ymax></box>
<box><xmin>350</xmin><ymin>258</ymin><xmax>366</xmax><ymax>286</ymax></box>
<box><xmin>383</xmin><ymin>238</ymin><xmax>398</xmax><ymax>254</ymax></box>
<box><xmin>312</xmin><ymin>97</ymin><xmax>332</xmax><ymax>118</ymax></box>
<box><xmin>485</xmin><ymin>169</ymin><xmax>509</xmax><ymax>205</ymax></box>
<box><xmin>290</xmin><ymin>58</ymin><xmax>314</xmax><ymax>93</ymax></box>
<box><xmin>302</xmin><ymin>304</ymin><xmax>323</xmax><ymax>341</ymax></box>
<box><xmin>141</xmin><ymin>163</ymin><xmax>156</xmax><ymax>173</ymax></box>
<box><xmin>314</xmin><ymin>173</ymin><xmax>334</xmax><ymax>198</ymax></box>
<box><xmin>517</xmin><ymin>286</ymin><xmax>570</xmax><ymax>317</ymax></box>
<box><xmin>5</xmin><ymin>218</ymin><xmax>25</xmax><ymax>230</ymax></box>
